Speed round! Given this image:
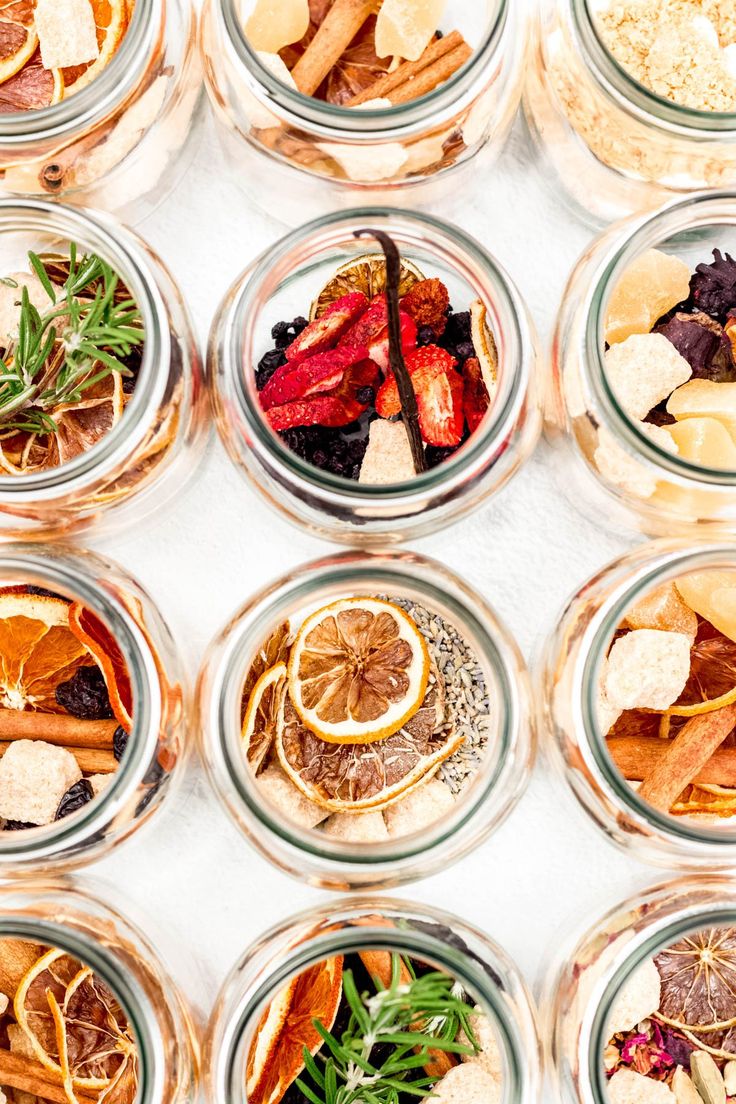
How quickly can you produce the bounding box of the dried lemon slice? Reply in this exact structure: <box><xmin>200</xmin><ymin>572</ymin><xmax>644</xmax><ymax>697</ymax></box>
<box><xmin>287</xmin><ymin>597</ymin><xmax>430</xmax><ymax>744</ymax></box>
<box><xmin>242</xmin><ymin>661</ymin><xmax>287</xmax><ymax>773</ymax></box>
<box><xmin>310</xmin><ymin>254</ymin><xmax>425</xmax><ymax>319</ymax></box>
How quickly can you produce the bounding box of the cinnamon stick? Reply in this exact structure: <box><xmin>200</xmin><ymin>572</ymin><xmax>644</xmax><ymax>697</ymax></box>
<box><xmin>291</xmin><ymin>0</ymin><xmax>378</xmax><ymax>96</ymax></box>
<box><xmin>0</xmin><ymin>709</ymin><xmax>116</xmax><ymax>749</ymax></box>
<box><xmin>637</xmin><ymin>704</ymin><xmax>736</xmax><ymax>812</ymax></box>
<box><xmin>348</xmin><ymin>30</ymin><xmax>470</xmax><ymax>106</ymax></box>
<box><xmin>0</xmin><ymin>1048</ymin><xmax>99</xmax><ymax>1104</ymax></box>
<box><xmin>387</xmin><ymin>43</ymin><xmax>473</xmax><ymax>106</ymax></box>
<box><xmin>609</xmin><ymin>735</ymin><xmax>736</xmax><ymax>788</ymax></box>
<box><xmin>0</xmin><ymin>743</ymin><xmax>117</xmax><ymax>774</ymax></box>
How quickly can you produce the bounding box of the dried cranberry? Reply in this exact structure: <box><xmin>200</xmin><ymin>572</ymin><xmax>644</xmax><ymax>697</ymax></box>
<box><xmin>113</xmin><ymin>726</ymin><xmax>129</xmax><ymax>762</ymax></box>
<box><xmin>56</xmin><ymin>666</ymin><xmax>113</xmax><ymax>720</ymax></box>
<box><xmin>55</xmin><ymin>779</ymin><xmax>94</xmax><ymax>820</ymax></box>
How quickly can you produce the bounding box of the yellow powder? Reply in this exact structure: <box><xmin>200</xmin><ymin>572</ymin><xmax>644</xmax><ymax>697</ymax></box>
<box><xmin>596</xmin><ymin>0</ymin><xmax>736</xmax><ymax>113</ymax></box>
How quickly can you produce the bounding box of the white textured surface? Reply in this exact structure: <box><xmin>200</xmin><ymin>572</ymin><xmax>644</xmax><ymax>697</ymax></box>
<box><xmin>81</xmin><ymin>53</ymin><xmax>668</xmax><ymax>1055</ymax></box>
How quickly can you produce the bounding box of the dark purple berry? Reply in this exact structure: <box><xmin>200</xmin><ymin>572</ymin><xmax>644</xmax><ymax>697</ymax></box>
<box><xmin>356</xmin><ymin>386</ymin><xmax>375</xmax><ymax>404</ymax></box>
<box><xmin>455</xmin><ymin>341</ymin><xmax>476</xmax><ymax>362</ymax></box>
<box><xmin>55</xmin><ymin>779</ymin><xmax>94</xmax><ymax>820</ymax></box>
<box><xmin>271</xmin><ymin>320</ymin><xmax>290</xmax><ymax>341</ymax></box>
<box><xmin>292</xmin><ymin>316</ymin><xmax>308</xmax><ymax>333</ymax></box>
<box><xmin>417</xmin><ymin>326</ymin><xmax>436</xmax><ymax>347</ymax></box>
<box><xmin>442</xmin><ymin>311</ymin><xmax>471</xmax><ymax>347</ymax></box>
<box><xmin>255</xmin><ymin>348</ymin><xmax>287</xmax><ymax>391</ymax></box>
<box><xmin>121</xmin><ymin>346</ymin><xmax>142</xmax><ymax>395</ymax></box>
<box><xmin>113</xmin><ymin>726</ymin><xmax>129</xmax><ymax>762</ymax></box>
<box><xmin>56</xmin><ymin>666</ymin><xmax>113</xmax><ymax>720</ymax></box>
<box><xmin>426</xmin><ymin>444</ymin><xmax>461</xmax><ymax>468</ymax></box>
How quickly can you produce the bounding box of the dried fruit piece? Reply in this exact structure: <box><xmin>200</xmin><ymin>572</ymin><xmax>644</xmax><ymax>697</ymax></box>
<box><xmin>691</xmin><ymin>250</ymin><xmax>736</xmax><ymax>321</ymax></box>
<box><xmin>416</xmin><ymin>367</ymin><xmax>465</xmax><ymax>447</ymax></box>
<box><xmin>667</xmin><ymin>379</ymin><xmax>736</xmax><ymax>443</ymax></box>
<box><xmin>267</xmin><ymin>392</ymin><xmax>364</xmax><ymax>431</ymax></box>
<box><xmin>401</xmin><ymin>278</ymin><xmax>450</xmax><ymax>334</ymax></box>
<box><xmin>375</xmin><ymin>345</ymin><xmax>457</xmax><ymax>417</ymax></box>
<box><xmin>310</xmin><ymin>254</ymin><xmax>424</xmax><ymax>319</ymax></box>
<box><xmin>656</xmin><ymin>312</ymin><xmax>736</xmax><ymax>382</ymax></box>
<box><xmin>0</xmin><ymin>0</ymin><xmax>38</xmax><ymax>85</ymax></box>
<box><xmin>604</xmin><ymin>333</ymin><xmax>692</xmax><ymax>421</ymax></box>
<box><xmin>60</xmin><ymin>0</ymin><xmax>129</xmax><ymax>94</ymax></box>
<box><xmin>665</xmin><ymin>417</ymin><xmax>736</xmax><ymax>470</ymax></box>
<box><xmin>242</xmin><ymin>662</ymin><xmax>287</xmax><ymax>774</ymax></box>
<box><xmin>244</xmin><ymin>0</ymin><xmax>310</xmax><ymax>54</ymax></box>
<box><xmin>339</xmin><ymin>296</ymin><xmax>417</xmax><ymax>372</ymax></box>
<box><xmin>242</xmin><ymin>622</ymin><xmax>292</xmax><ymax>708</ymax></box>
<box><xmin>462</xmin><ymin>356</ymin><xmax>490</xmax><ymax>434</ymax></box>
<box><xmin>624</xmin><ymin>582</ymin><xmax>698</xmax><ymax>641</ymax></box>
<box><xmin>677</xmin><ymin>572</ymin><xmax>736</xmax><ymax>645</ymax></box>
<box><xmin>55</xmin><ymin>778</ymin><xmax>93</xmax><ymax>819</ymax></box>
<box><xmin>55</xmin><ymin>665</ymin><xmax>114</xmax><ymax>720</ymax></box>
<box><xmin>259</xmin><ymin>344</ymin><xmax>370</xmax><ymax>411</ymax></box>
<box><xmin>0</xmin><ymin>50</ymin><xmax>63</xmax><ymax>111</ymax></box>
<box><xmin>656</xmin><ymin>928</ymin><xmax>736</xmax><ymax>1055</ymax></box>
<box><xmin>0</xmin><ymin>594</ymin><xmax>89</xmax><ymax>712</ymax></box>
<box><xmin>287</xmin><ymin>597</ymin><xmax>430</xmax><ymax>744</ymax></box>
<box><xmin>285</xmin><ymin>292</ymin><xmax>369</xmax><ymax>363</ymax></box>
<box><xmin>470</xmin><ymin>298</ymin><xmax>498</xmax><ymax>402</ymax></box>
<box><xmin>375</xmin><ymin>0</ymin><xmax>447</xmax><ymax>62</ymax></box>
<box><xmin>605</xmin><ymin>249</ymin><xmax>691</xmax><ymax>346</ymax></box>
<box><xmin>67</xmin><ymin>602</ymin><xmax>132</xmax><ymax>730</ymax></box>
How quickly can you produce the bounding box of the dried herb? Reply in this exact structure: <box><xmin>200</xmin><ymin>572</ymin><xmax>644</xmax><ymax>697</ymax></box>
<box><xmin>354</xmin><ymin>229</ymin><xmax>426</xmax><ymax>474</ymax></box>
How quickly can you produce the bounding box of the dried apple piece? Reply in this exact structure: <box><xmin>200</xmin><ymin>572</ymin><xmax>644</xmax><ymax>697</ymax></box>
<box><xmin>667</xmin><ymin>379</ymin><xmax>736</xmax><ymax>443</ymax></box>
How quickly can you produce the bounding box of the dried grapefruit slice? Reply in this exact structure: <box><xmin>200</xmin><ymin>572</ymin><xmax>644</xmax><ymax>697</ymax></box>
<box><xmin>62</xmin><ymin>0</ymin><xmax>129</xmax><ymax>94</ymax></box>
<box><xmin>287</xmin><ymin>597</ymin><xmax>430</xmax><ymax>745</ymax></box>
<box><xmin>246</xmin><ymin>955</ymin><xmax>343</xmax><ymax>1104</ymax></box>
<box><xmin>0</xmin><ymin>593</ymin><xmax>90</xmax><ymax>711</ymax></box>
<box><xmin>0</xmin><ymin>0</ymin><xmax>38</xmax><ymax>85</ymax></box>
<box><xmin>242</xmin><ymin>662</ymin><xmax>287</xmax><ymax>774</ymax></box>
<box><xmin>68</xmin><ymin>600</ymin><xmax>132</xmax><ymax>729</ymax></box>
<box><xmin>277</xmin><ymin>670</ymin><xmax>461</xmax><ymax>812</ymax></box>
<box><xmin>0</xmin><ymin>49</ymin><xmax>63</xmax><ymax>111</ymax></box>
<box><xmin>310</xmin><ymin>254</ymin><xmax>424</xmax><ymax>319</ymax></box>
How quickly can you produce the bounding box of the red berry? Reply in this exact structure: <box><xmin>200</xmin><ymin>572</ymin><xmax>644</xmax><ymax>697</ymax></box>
<box><xmin>417</xmin><ymin>368</ymin><xmax>465</xmax><ymax>447</ymax></box>
<box><xmin>259</xmin><ymin>345</ymin><xmax>369</xmax><ymax>411</ymax></box>
<box><xmin>462</xmin><ymin>356</ymin><xmax>490</xmax><ymax>434</ymax></box>
<box><xmin>267</xmin><ymin>395</ymin><xmax>358</xmax><ymax>431</ymax></box>
<box><xmin>285</xmin><ymin>293</ymin><xmax>369</xmax><ymax>363</ymax></box>
<box><xmin>340</xmin><ymin>295</ymin><xmax>418</xmax><ymax>372</ymax></box>
<box><xmin>375</xmin><ymin>345</ymin><xmax>457</xmax><ymax>418</ymax></box>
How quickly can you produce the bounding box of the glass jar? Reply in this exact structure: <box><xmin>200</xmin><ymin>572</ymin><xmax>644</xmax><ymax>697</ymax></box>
<box><xmin>0</xmin><ymin>876</ymin><xmax>199</xmax><ymax>1104</ymax></box>
<box><xmin>208</xmin><ymin>207</ymin><xmax>540</xmax><ymax>545</ymax></box>
<box><xmin>200</xmin><ymin>0</ymin><xmax>524</xmax><ymax>224</ymax></box>
<box><xmin>197</xmin><ymin>548</ymin><xmax>535</xmax><ymax>891</ymax></box>
<box><xmin>543</xmin><ymin>875</ymin><xmax>736</xmax><ymax>1104</ymax></box>
<box><xmin>0</xmin><ymin>198</ymin><xmax>206</xmax><ymax>540</ymax></box>
<box><xmin>0</xmin><ymin>0</ymin><xmax>203</xmax><ymax>224</ymax></box>
<box><xmin>537</xmin><ymin>537</ymin><xmax>736</xmax><ymax>870</ymax></box>
<box><xmin>548</xmin><ymin>194</ymin><xmax>736</xmax><ymax>539</ymax></box>
<box><xmin>0</xmin><ymin>541</ymin><xmax>187</xmax><ymax>875</ymax></box>
<box><xmin>524</xmin><ymin>0</ymin><xmax>736</xmax><ymax>225</ymax></box>
<box><xmin>206</xmin><ymin>897</ymin><xmax>540</xmax><ymax>1104</ymax></box>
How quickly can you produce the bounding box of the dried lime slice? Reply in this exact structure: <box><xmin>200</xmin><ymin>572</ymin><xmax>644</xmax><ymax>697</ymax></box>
<box><xmin>310</xmin><ymin>254</ymin><xmax>425</xmax><ymax>319</ymax></box>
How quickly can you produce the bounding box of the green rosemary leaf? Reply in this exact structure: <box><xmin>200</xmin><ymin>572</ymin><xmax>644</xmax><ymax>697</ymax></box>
<box><xmin>302</xmin><ymin>1047</ymin><xmax>326</xmax><ymax>1090</ymax></box>
<box><xmin>342</xmin><ymin>971</ymin><xmax>370</xmax><ymax>1035</ymax></box>
<box><xmin>28</xmin><ymin>252</ymin><xmax>57</xmax><ymax>303</ymax></box>
<box><xmin>294</xmin><ymin>1076</ymin><xmax>326</xmax><ymax>1104</ymax></box>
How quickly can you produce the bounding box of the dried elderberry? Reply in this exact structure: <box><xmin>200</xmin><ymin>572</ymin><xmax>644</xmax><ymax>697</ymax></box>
<box><xmin>56</xmin><ymin>666</ymin><xmax>114</xmax><ymax>720</ymax></box>
<box><xmin>55</xmin><ymin>779</ymin><xmax>94</xmax><ymax>820</ymax></box>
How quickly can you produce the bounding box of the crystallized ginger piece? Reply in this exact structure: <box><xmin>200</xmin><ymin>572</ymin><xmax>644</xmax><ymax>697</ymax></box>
<box><xmin>665</xmin><ymin>416</ymin><xmax>736</xmax><ymax>470</ymax></box>
<box><xmin>624</xmin><ymin>581</ymin><xmax>698</xmax><ymax>641</ymax></box>
<box><xmin>375</xmin><ymin>0</ymin><xmax>448</xmax><ymax>62</ymax></box>
<box><xmin>35</xmin><ymin>0</ymin><xmax>99</xmax><ymax>70</ymax></box>
<box><xmin>0</xmin><ymin>740</ymin><xmax>81</xmax><ymax>826</ymax></box>
<box><xmin>244</xmin><ymin>0</ymin><xmax>310</xmax><ymax>53</ymax></box>
<box><xmin>604</xmin><ymin>333</ymin><xmax>691</xmax><ymax>421</ymax></box>
<box><xmin>603</xmin><ymin>629</ymin><xmax>691</xmax><ymax>711</ymax></box>
<box><xmin>676</xmin><ymin>571</ymin><xmax>736</xmax><ymax>645</ymax></box>
<box><xmin>605</xmin><ymin>250</ymin><xmax>691</xmax><ymax>346</ymax></box>
<box><xmin>667</xmin><ymin>379</ymin><xmax>736</xmax><ymax>443</ymax></box>
<box><xmin>607</xmin><ymin>958</ymin><xmax>661</xmax><ymax>1035</ymax></box>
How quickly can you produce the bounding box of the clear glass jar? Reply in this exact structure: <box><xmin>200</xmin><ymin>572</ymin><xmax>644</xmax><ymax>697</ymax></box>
<box><xmin>0</xmin><ymin>198</ymin><xmax>206</xmax><ymax>540</ymax></box>
<box><xmin>208</xmin><ymin>207</ymin><xmax>540</xmax><ymax>545</ymax></box>
<box><xmin>200</xmin><ymin>0</ymin><xmax>524</xmax><ymax>224</ymax></box>
<box><xmin>0</xmin><ymin>541</ymin><xmax>187</xmax><ymax>875</ymax></box>
<box><xmin>548</xmin><ymin>194</ymin><xmax>736</xmax><ymax>539</ymax></box>
<box><xmin>543</xmin><ymin>875</ymin><xmax>736</xmax><ymax>1104</ymax></box>
<box><xmin>206</xmin><ymin>897</ymin><xmax>540</xmax><ymax>1104</ymax></box>
<box><xmin>0</xmin><ymin>0</ymin><xmax>203</xmax><ymax>224</ymax></box>
<box><xmin>197</xmin><ymin>548</ymin><xmax>535</xmax><ymax>891</ymax></box>
<box><xmin>524</xmin><ymin>0</ymin><xmax>736</xmax><ymax>225</ymax></box>
<box><xmin>537</xmin><ymin>538</ymin><xmax>736</xmax><ymax>870</ymax></box>
<box><xmin>0</xmin><ymin>876</ymin><xmax>199</xmax><ymax>1104</ymax></box>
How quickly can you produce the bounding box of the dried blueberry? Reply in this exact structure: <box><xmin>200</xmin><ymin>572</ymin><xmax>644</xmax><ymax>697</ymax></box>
<box><xmin>356</xmin><ymin>386</ymin><xmax>375</xmax><ymax>405</ymax></box>
<box><xmin>442</xmin><ymin>310</ymin><xmax>472</xmax><ymax>348</ymax></box>
<box><xmin>425</xmin><ymin>444</ymin><xmax>461</xmax><ymax>468</ymax></box>
<box><xmin>113</xmin><ymin>726</ymin><xmax>129</xmax><ymax>762</ymax></box>
<box><xmin>656</xmin><ymin>311</ymin><xmax>736</xmax><ymax>382</ymax></box>
<box><xmin>56</xmin><ymin>666</ymin><xmax>113</xmax><ymax>720</ymax></box>
<box><xmin>292</xmin><ymin>316</ymin><xmax>308</xmax><ymax>333</ymax></box>
<box><xmin>2</xmin><ymin>820</ymin><xmax>37</xmax><ymax>831</ymax></box>
<box><xmin>255</xmin><ymin>348</ymin><xmax>287</xmax><ymax>391</ymax></box>
<box><xmin>271</xmin><ymin>320</ymin><xmax>290</xmax><ymax>341</ymax></box>
<box><xmin>416</xmin><ymin>326</ymin><xmax>436</xmax><ymax>347</ymax></box>
<box><xmin>690</xmin><ymin>250</ymin><xmax>736</xmax><ymax>320</ymax></box>
<box><xmin>455</xmin><ymin>341</ymin><xmax>476</xmax><ymax>362</ymax></box>
<box><xmin>55</xmin><ymin>779</ymin><xmax>94</xmax><ymax>820</ymax></box>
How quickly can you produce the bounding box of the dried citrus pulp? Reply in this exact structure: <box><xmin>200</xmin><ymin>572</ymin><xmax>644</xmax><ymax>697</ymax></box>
<box><xmin>240</xmin><ymin>594</ymin><xmax>493</xmax><ymax>840</ymax></box>
<box><xmin>309</xmin><ymin>255</ymin><xmax>425</xmax><ymax>320</ymax></box>
<box><xmin>0</xmin><ymin>0</ymin><xmax>131</xmax><ymax>113</ymax></box>
<box><xmin>0</xmin><ymin>584</ymin><xmax>136</xmax><ymax>832</ymax></box>
<box><xmin>2</xmin><ymin>938</ymin><xmax>138</xmax><ymax>1104</ymax></box>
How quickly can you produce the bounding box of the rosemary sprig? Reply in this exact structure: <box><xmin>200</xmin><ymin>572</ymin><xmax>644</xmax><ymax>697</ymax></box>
<box><xmin>295</xmin><ymin>954</ymin><xmax>479</xmax><ymax>1104</ymax></box>
<box><xmin>0</xmin><ymin>246</ymin><xmax>144</xmax><ymax>435</ymax></box>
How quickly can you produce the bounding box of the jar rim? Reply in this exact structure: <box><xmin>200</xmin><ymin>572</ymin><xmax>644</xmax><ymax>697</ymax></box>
<box><xmin>571</xmin><ymin>0</ymin><xmax>736</xmax><ymax>134</ymax></box>
<box><xmin>0</xmin><ymin>543</ymin><xmax>164</xmax><ymax>865</ymax></box>
<box><xmin>0</xmin><ymin>883</ymin><xmax>166</xmax><ymax>1104</ymax></box>
<box><xmin>202</xmin><ymin>548</ymin><xmax>531</xmax><ymax>877</ymax></box>
<box><xmin>217</xmin><ymin>0</ymin><xmax>508</xmax><ymax>138</ymax></box>
<box><xmin>577</xmin><ymin>540</ymin><xmax>736</xmax><ymax>851</ymax></box>
<box><xmin>214</xmin><ymin>897</ymin><xmax>535</xmax><ymax>1104</ymax></box>
<box><xmin>223</xmin><ymin>206</ymin><xmax>533</xmax><ymax>506</ymax></box>
<box><xmin>0</xmin><ymin>198</ymin><xmax>171</xmax><ymax>502</ymax></box>
<box><xmin>584</xmin><ymin>192</ymin><xmax>736</xmax><ymax>490</ymax></box>
<box><xmin>0</xmin><ymin>0</ymin><xmax>157</xmax><ymax>144</ymax></box>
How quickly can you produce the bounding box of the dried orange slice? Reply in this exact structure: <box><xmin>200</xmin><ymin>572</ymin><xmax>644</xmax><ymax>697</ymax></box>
<box><xmin>68</xmin><ymin>601</ymin><xmax>132</xmax><ymax>729</ymax></box>
<box><xmin>61</xmin><ymin>0</ymin><xmax>129</xmax><ymax>94</ymax></box>
<box><xmin>0</xmin><ymin>49</ymin><xmax>63</xmax><ymax>111</ymax></box>
<box><xmin>310</xmin><ymin>254</ymin><xmax>424</xmax><ymax>319</ymax></box>
<box><xmin>13</xmin><ymin>947</ymin><xmax>138</xmax><ymax>1103</ymax></box>
<box><xmin>242</xmin><ymin>621</ymin><xmax>292</xmax><ymax>715</ymax></box>
<box><xmin>242</xmin><ymin>662</ymin><xmax>287</xmax><ymax>774</ymax></box>
<box><xmin>0</xmin><ymin>0</ymin><xmax>38</xmax><ymax>85</ymax></box>
<box><xmin>0</xmin><ymin>593</ymin><xmax>90</xmax><ymax>712</ymax></box>
<box><xmin>277</xmin><ymin>671</ymin><xmax>462</xmax><ymax>811</ymax></box>
<box><xmin>247</xmin><ymin>956</ymin><xmax>343</xmax><ymax>1104</ymax></box>
<box><xmin>288</xmin><ymin>597</ymin><xmax>430</xmax><ymax>745</ymax></box>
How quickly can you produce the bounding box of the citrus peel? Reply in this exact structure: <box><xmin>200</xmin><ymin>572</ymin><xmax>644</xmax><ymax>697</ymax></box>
<box><xmin>242</xmin><ymin>661</ymin><xmax>287</xmax><ymax>774</ymax></box>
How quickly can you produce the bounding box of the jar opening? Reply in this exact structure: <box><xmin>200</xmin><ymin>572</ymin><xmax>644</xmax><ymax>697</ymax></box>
<box><xmin>575</xmin><ymin>0</ymin><xmax>736</xmax><ymax>132</ymax></box>
<box><xmin>231</xmin><ymin>207</ymin><xmax>529</xmax><ymax>503</ymax></box>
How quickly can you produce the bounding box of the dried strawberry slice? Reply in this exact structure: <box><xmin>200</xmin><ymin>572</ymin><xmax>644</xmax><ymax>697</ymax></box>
<box><xmin>462</xmin><ymin>356</ymin><xmax>490</xmax><ymax>433</ymax></box>
<box><xmin>268</xmin><ymin>395</ymin><xmax>361</xmax><ymax>431</ymax></box>
<box><xmin>375</xmin><ymin>345</ymin><xmax>457</xmax><ymax>417</ymax></box>
<box><xmin>417</xmin><ymin>369</ymin><xmax>465</xmax><ymax>447</ymax></box>
<box><xmin>259</xmin><ymin>345</ymin><xmax>369</xmax><ymax>411</ymax></box>
<box><xmin>340</xmin><ymin>296</ymin><xmax>417</xmax><ymax>372</ymax></box>
<box><xmin>285</xmin><ymin>292</ymin><xmax>369</xmax><ymax>363</ymax></box>
<box><xmin>401</xmin><ymin>278</ymin><xmax>450</xmax><ymax>335</ymax></box>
